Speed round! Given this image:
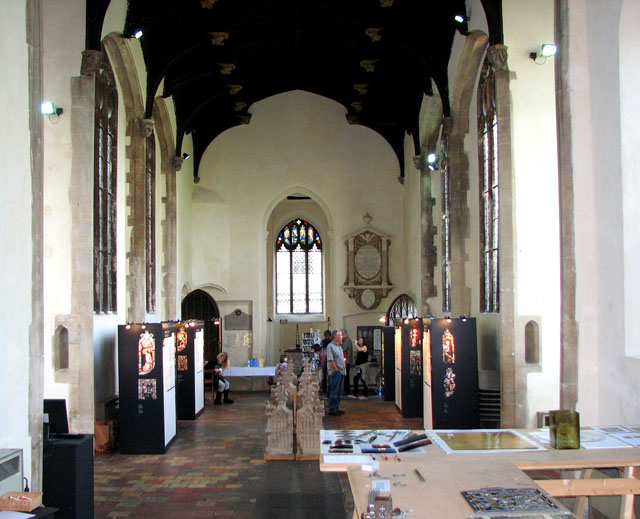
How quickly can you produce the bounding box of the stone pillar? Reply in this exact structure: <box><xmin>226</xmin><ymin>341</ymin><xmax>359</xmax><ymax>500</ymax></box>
<box><xmin>414</xmin><ymin>152</ymin><xmax>437</xmax><ymax>316</ymax></box>
<box><xmin>153</xmin><ymin>99</ymin><xmax>178</xmax><ymax>320</ymax></box>
<box><xmin>555</xmin><ymin>0</ymin><xmax>578</xmax><ymax>411</ymax></box>
<box><xmin>448</xmin><ymin>126</ymin><xmax>472</xmax><ymax>317</ymax></box>
<box><xmin>486</xmin><ymin>44</ymin><xmax>521</xmax><ymax>427</ymax></box>
<box><xmin>126</xmin><ymin>118</ymin><xmax>153</xmax><ymax>322</ymax></box>
<box><xmin>27</xmin><ymin>0</ymin><xmax>45</xmax><ymax>491</ymax></box>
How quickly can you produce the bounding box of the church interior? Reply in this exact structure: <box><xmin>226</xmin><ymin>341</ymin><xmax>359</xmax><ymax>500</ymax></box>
<box><xmin>1</xmin><ymin>0</ymin><xmax>639</xmax><ymax>515</ymax></box>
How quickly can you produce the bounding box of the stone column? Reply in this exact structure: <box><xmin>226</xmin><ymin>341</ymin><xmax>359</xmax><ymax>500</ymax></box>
<box><xmin>127</xmin><ymin>118</ymin><xmax>153</xmax><ymax>322</ymax></box>
<box><xmin>27</xmin><ymin>0</ymin><xmax>45</xmax><ymax>491</ymax></box>
<box><xmin>487</xmin><ymin>44</ymin><xmax>521</xmax><ymax>427</ymax></box>
<box><xmin>555</xmin><ymin>0</ymin><xmax>578</xmax><ymax>411</ymax></box>
<box><xmin>153</xmin><ymin>98</ymin><xmax>178</xmax><ymax>320</ymax></box>
<box><xmin>414</xmin><ymin>152</ymin><xmax>437</xmax><ymax>316</ymax></box>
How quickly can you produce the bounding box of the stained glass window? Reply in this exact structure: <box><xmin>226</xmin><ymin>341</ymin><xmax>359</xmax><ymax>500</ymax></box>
<box><xmin>386</xmin><ymin>294</ymin><xmax>417</xmax><ymax>327</ymax></box>
<box><xmin>145</xmin><ymin>133</ymin><xmax>156</xmax><ymax>313</ymax></box>
<box><xmin>478</xmin><ymin>58</ymin><xmax>500</xmax><ymax>313</ymax></box>
<box><xmin>275</xmin><ymin>219</ymin><xmax>323</xmax><ymax>314</ymax></box>
<box><xmin>93</xmin><ymin>55</ymin><xmax>118</xmax><ymax>314</ymax></box>
<box><xmin>440</xmin><ymin>133</ymin><xmax>451</xmax><ymax>313</ymax></box>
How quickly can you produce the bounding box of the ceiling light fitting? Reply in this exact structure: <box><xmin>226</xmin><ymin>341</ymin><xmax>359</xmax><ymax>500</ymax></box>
<box><xmin>529</xmin><ymin>43</ymin><xmax>557</xmax><ymax>64</ymax></box>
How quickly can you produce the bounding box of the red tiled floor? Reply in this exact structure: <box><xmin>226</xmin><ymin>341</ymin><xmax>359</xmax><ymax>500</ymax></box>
<box><xmin>94</xmin><ymin>391</ymin><xmax>422</xmax><ymax>518</ymax></box>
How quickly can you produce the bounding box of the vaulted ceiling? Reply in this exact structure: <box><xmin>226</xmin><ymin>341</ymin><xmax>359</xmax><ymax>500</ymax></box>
<box><xmin>87</xmin><ymin>0</ymin><xmax>503</xmax><ymax>180</ymax></box>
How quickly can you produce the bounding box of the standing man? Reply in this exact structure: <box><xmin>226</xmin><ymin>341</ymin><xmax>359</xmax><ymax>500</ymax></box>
<box><xmin>341</xmin><ymin>329</ymin><xmax>354</xmax><ymax>398</ymax></box>
<box><xmin>326</xmin><ymin>330</ymin><xmax>346</xmax><ymax>416</ymax></box>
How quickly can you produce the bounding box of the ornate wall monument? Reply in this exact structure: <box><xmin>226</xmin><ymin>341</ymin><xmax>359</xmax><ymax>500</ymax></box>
<box><xmin>342</xmin><ymin>213</ymin><xmax>393</xmax><ymax>310</ymax></box>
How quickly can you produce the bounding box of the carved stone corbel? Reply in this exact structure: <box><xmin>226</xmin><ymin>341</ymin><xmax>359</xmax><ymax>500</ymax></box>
<box><xmin>172</xmin><ymin>156</ymin><xmax>184</xmax><ymax>171</ymax></box>
<box><xmin>81</xmin><ymin>49</ymin><xmax>103</xmax><ymax>77</ymax></box>
<box><xmin>487</xmin><ymin>44</ymin><xmax>509</xmax><ymax>72</ymax></box>
<box><xmin>139</xmin><ymin>118</ymin><xmax>154</xmax><ymax>137</ymax></box>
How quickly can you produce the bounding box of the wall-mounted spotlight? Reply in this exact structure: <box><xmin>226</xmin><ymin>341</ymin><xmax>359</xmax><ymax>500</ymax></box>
<box><xmin>41</xmin><ymin>101</ymin><xmax>63</xmax><ymax>116</ymax></box>
<box><xmin>378</xmin><ymin>315</ymin><xmax>387</xmax><ymax>323</ymax></box>
<box><xmin>427</xmin><ymin>152</ymin><xmax>439</xmax><ymax>171</ymax></box>
<box><xmin>454</xmin><ymin>14</ymin><xmax>466</xmax><ymax>23</ymax></box>
<box><xmin>182</xmin><ymin>152</ymin><xmax>190</xmax><ymax>160</ymax></box>
<box><xmin>134</xmin><ymin>30</ymin><xmax>143</xmax><ymax>39</ymax></box>
<box><xmin>529</xmin><ymin>44</ymin><xmax>557</xmax><ymax>64</ymax></box>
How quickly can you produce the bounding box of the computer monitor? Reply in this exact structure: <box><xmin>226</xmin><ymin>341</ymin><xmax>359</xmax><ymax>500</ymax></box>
<box><xmin>43</xmin><ymin>399</ymin><xmax>69</xmax><ymax>434</ymax></box>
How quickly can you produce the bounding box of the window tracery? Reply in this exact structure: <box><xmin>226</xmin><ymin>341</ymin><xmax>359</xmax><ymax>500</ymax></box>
<box><xmin>275</xmin><ymin>218</ymin><xmax>323</xmax><ymax>314</ymax></box>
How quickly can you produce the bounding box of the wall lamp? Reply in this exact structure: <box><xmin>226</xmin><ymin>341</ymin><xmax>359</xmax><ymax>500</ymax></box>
<box><xmin>133</xmin><ymin>30</ymin><xmax>143</xmax><ymax>39</ymax></box>
<box><xmin>182</xmin><ymin>152</ymin><xmax>190</xmax><ymax>160</ymax></box>
<box><xmin>427</xmin><ymin>152</ymin><xmax>439</xmax><ymax>171</ymax></box>
<box><xmin>530</xmin><ymin>44</ymin><xmax>557</xmax><ymax>64</ymax></box>
<box><xmin>41</xmin><ymin>101</ymin><xmax>63</xmax><ymax>116</ymax></box>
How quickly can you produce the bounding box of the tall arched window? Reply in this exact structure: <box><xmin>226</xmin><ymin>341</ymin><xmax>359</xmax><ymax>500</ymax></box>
<box><xmin>275</xmin><ymin>218</ymin><xmax>323</xmax><ymax>314</ymax></box>
<box><xmin>478</xmin><ymin>57</ymin><xmax>500</xmax><ymax>313</ymax></box>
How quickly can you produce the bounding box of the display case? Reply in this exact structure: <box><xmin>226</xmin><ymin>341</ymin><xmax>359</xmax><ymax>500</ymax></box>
<box><xmin>395</xmin><ymin>319</ymin><xmax>429</xmax><ymax>418</ymax></box>
<box><xmin>174</xmin><ymin>320</ymin><xmax>205</xmax><ymax>420</ymax></box>
<box><xmin>429</xmin><ymin>317</ymin><xmax>479</xmax><ymax>429</ymax></box>
<box><xmin>394</xmin><ymin>317</ymin><xmax>480</xmax><ymax>427</ymax></box>
<box><xmin>117</xmin><ymin>322</ymin><xmax>177</xmax><ymax>454</ymax></box>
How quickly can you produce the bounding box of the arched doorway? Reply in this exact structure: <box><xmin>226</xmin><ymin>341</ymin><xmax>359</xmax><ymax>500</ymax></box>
<box><xmin>181</xmin><ymin>289</ymin><xmax>220</xmax><ymax>363</ymax></box>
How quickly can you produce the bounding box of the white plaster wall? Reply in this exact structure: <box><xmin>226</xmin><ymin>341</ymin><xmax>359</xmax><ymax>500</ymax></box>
<box><xmin>619</xmin><ymin>0</ymin><xmax>640</xmax><ymax>359</ymax></box>
<box><xmin>0</xmin><ymin>0</ymin><xmax>34</xmax><ymax>485</ymax></box>
<box><xmin>41</xmin><ymin>0</ymin><xmax>86</xmax><ymax>403</ymax></box>
<box><xmin>177</xmin><ymin>134</ymin><xmax>195</xmax><ymax>302</ymax></box>
<box><xmin>192</xmin><ymin>91</ymin><xmax>405</xmax><ymax>362</ymax></box>
<box><xmin>402</xmin><ymin>136</ymin><xmax>423</xmax><ymax>312</ymax></box>
<box><xmin>570</xmin><ymin>0</ymin><xmax>640</xmax><ymax>425</ymax></box>
<box><xmin>503</xmin><ymin>0</ymin><xmax>561</xmax><ymax>425</ymax></box>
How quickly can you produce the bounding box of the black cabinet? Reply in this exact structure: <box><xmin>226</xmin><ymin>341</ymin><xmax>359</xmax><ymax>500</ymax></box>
<box><xmin>42</xmin><ymin>434</ymin><xmax>93</xmax><ymax>519</ymax></box>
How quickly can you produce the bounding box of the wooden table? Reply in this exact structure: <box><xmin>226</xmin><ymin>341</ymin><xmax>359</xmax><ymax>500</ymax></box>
<box><xmin>320</xmin><ymin>429</ymin><xmax>640</xmax><ymax>519</ymax></box>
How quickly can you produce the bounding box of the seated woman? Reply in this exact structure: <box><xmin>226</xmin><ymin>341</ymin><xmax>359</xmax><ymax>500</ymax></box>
<box><xmin>213</xmin><ymin>351</ymin><xmax>234</xmax><ymax>405</ymax></box>
<box><xmin>275</xmin><ymin>354</ymin><xmax>288</xmax><ymax>379</ymax></box>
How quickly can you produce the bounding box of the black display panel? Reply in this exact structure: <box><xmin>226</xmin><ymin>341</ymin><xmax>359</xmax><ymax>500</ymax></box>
<box><xmin>380</xmin><ymin>326</ymin><xmax>395</xmax><ymax>401</ymax></box>
<box><xmin>117</xmin><ymin>322</ymin><xmax>176</xmax><ymax>454</ymax></box>
<box><xmin>398</xmin><ymin>319</ymin><xmax>428</xmax><ymax>418</ymax></box>
<box><xmin>175</xmin><ymin>321</ymin><xmax>204</xmax><ymax>420</ymax></box>
<box><xmin>429</xmin><ymin>318</ymin><xmax>480</xmax><ymax>429</ymax></box>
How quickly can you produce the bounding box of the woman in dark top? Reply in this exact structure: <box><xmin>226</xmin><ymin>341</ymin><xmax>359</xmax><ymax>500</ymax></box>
<box><xmin>353</xmin><ymin>337</ymin><xmax>369</xmax><ymax>399</ymax></box>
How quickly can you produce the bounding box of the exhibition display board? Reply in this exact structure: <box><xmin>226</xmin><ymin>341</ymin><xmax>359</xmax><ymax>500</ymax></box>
<box><xmin>394</xmin><ymin>318</ymin><xmax>479</xmax><ymax>428</ymax></box>
<box><xmin>117</xmin><ymin>323</ymin><xmax>177</xmax><ymax>454</ymax></box>
<box><xmin>174</xmin><ymin>321</ymin><xmax>205</xmax><ymax>420</ymax></box>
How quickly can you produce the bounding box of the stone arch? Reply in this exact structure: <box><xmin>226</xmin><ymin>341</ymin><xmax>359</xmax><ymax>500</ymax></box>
<box><xmin>103</xmin><ymin>32</ymin><xmax>149</xmax><ymax>322</ymax></box>
<box><xmin>262</xmin><ymin>185</ymin><xmax>334</xmax><ymax>233</ymax></box>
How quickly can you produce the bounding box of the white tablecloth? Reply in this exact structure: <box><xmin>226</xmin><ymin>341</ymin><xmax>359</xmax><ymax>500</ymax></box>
<box><xmin>222</xmin><ymin>366</ymin><xmax>275</xmax><ymax>377</ymax></box>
